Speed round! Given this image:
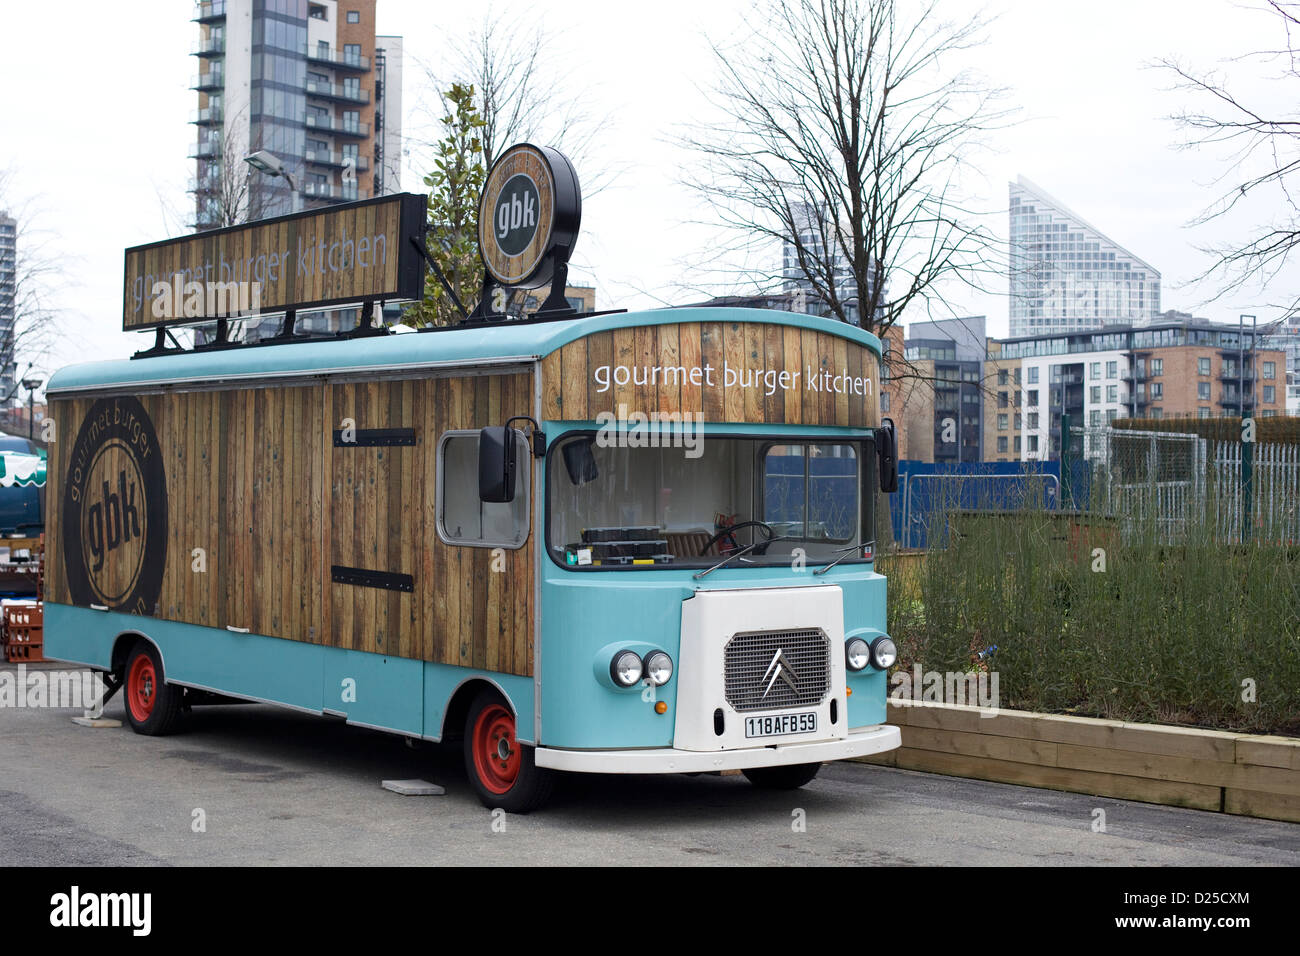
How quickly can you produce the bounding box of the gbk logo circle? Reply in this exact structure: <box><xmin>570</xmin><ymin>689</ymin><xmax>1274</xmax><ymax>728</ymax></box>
<box><xmin>62</xmin><ymin>397</ymin><xmax>168</xmax><ymax>615</ymax></box>
<box><xmin>492</xmin><ymin>174</ymin><xmax>540</xmax><ymax>256</ymax></box>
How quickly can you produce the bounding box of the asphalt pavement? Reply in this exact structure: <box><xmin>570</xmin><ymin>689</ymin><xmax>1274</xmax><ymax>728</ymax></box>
<box><xmin>2</xmin><ymin>663</ymin><xmax>1297</xmax><ymax>866</ymax></box>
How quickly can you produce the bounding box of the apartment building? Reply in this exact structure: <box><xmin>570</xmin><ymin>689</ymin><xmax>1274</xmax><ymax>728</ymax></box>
<box><xmin>986</xmin><ymin>312</ymin><xmax>1286</xmax><ymax>461</ymax></box>
<box><xmin>1009</xmin><ymin>177</ymin><xmax>1161</xmax><ymax>338</ymax></box>
<box><xmin>0</xmin><ymin>212</ymin><xmax>14</xmax><ymax>402</ymax></box>
<box><xmin>191</xmin><ymin>0</ymin><xmax>403</xmax><ymax>230</ymax></box>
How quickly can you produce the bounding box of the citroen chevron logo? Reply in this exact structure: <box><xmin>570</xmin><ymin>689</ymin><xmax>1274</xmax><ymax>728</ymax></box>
<box><xmin>761</xmin><ymin>649</ymin><xmax>800</xmax><ymax>698</ymax></box>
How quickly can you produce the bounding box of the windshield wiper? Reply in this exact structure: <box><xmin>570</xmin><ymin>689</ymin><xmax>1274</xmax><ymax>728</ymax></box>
<box><xmin>693</xmin><ymin>535</ymin><xmax>792</xmax><ymax>580</ymax></box>
<box><xmin>813</xmin><ymin>543</ymin><xmax>867</xmax><ymax>576</ymax></box>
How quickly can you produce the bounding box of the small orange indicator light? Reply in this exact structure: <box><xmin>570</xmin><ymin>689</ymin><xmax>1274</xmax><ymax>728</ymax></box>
<box><xmin>846</xmin><ymin>687</ymin><xmax>853</xmax><ymax>697</ymax></box>
<box><xmin>655</xmin><ymin>701</ymin><xmax>668</xmax><ymax>714</ymax></box>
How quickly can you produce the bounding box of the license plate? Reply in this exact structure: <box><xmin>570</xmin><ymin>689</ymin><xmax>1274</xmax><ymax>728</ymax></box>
<box><xmin>745</xmin><ymin>711</ymin><xmax>818</xmax><ymax>738</ymax></box>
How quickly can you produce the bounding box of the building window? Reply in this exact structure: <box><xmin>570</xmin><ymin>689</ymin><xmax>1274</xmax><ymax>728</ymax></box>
<box><xmin>1264</xmin><ymin>385</ymin><xmax>1276</xmax><ymax>403</ymax></box>
<box><xmin>1198</xmin><ymin>382</ymin><xmax>1210</xmax><ymax>400</ymax></box>
<box><xmin>998</xmin><ymin>391</ymin><xmax>1008</xmax><ymax>408</ymax></box>
<box><xmin>1264</xmin><ymin>361</ymin><xmax>1276</xmax><ymax>379</ymax></box>
<box><xmin>1198</xmin><ymin>357</ymin><xmax>1211</xmax><ymax>375</ymax></box>
<box><xmin>437</xmin><ymin>431</ymin><xmax>530</xmax><ymax>547</ymax></box>
<box><xmin>1107</xmin><ymin>409</ymin><xmax>1118</xmax><ymax>423</ymax></box>
<box><xmin>344</xmin><ymin>42</ymin><xmax>362</xmax><ymax>65</ymax></box>
<box><xmin>1262</xmin><ymin>409</ymin><xmax>1277</xmax><ymax>418</ymax></box>
<box><xmin>1090</xmin><ymin>386</ymin><xmax>1101</xmax><ymax>404</ymax></box>
<box><xmin>1150</xmin><ymin>408</ymin><xmax>1162</xmax><ymax>419</ymax></box>
<box><xmin>1027</xmin><ymin>389</ymin><xmax>1038</xmax><ymax>408</ymax></box>
<box><xmin>998</xmin><ymin>369</ymin><xmax>1008</xmax><ymax>385</ymax></box>
<box><xmin>1090</xmin><ymin>362</ymin><xmax>1101</xmax><ymax>380</ymax></box>
<box><xmin>881</xmin><ymin>392</ymin><xmax>891</xmax><ymax>413</ymax></box>
<box><xmin>1027</xmin><ymin>412</ymin><xmax>1039</xmax><ymax>429</ymax></box>
<box><xmin>1106</xmin><ymin>361</ymin><xmax>1117</xmax><ymax>379</ymax></box>
<box><xmin>1151</xmin><ymin>358</ymin><xmax>1163</xmax><ymax>376</ymax></box>
<box><xmin>1198</xmin><ymin>407</ymin><xmax>1210</xmax><ymax>419</ymax></box>
<box><xmin>343</xmin><ymin>110</ymin><xmax>360</xmax><ymax>132</ymax></box>
<box><xmin>1014</xmin><ymin>436</ymin><xmax>1021</xmax><ymax>453</ymax></box>
<box><xmin>1028</xmin><ymin>367</ymin><xmax>1039</xmax><ymax>384</ymax></box>
<box><xmin>1090</xmin><ymin>410</ymin><xmax>1101</xmax><ymax>427</ymax></box>
<box><xmin>997</xmin><ymin>414</ymin><xmax>1008</xmax><ymax>430</ymax></box>
<box><xmin>1028</xmin><ymin>435</ymin><xmax>1039</xmax><ymax>454</ymax></box>
<box><xmin>997</xmin><ymin>436</ymin><xmax>1008</xmax><ymax>453</ymax></box>
<box><xmin>1014</xmin><ymin>368</ymin><xmax>1022</xmax><ymax>385</ymax></box>
<box><xmin>1151</xmin><ymin>382</ymin><xmax>1163</xmax><ymax>399</ymax></box>
<box><xmin>1107</xmin><ymin>385</ymin><xmax>1118</xmax><ymax>403</ymax></box>
<box><xmin>347</xmin><ymin>10</ymin><xmax>360</xmax><ymax>22</ymax></box>
<box><xmin>1014</xmin><ymin>413</ymin><xmax>1022</xmax><ymax>429</ymax></box>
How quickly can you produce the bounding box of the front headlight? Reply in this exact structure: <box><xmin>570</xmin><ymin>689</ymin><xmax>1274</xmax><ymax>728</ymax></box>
<box><xmin>845</xmin><ymin>637</ymin><xmax>871</xmax><ymax>672</ymax></box>
<box><xmin>870</xmin><ymin>636</ymin><xmax>898</xmax><ymax>670</ymax></box>
<box><xmin>644</xmin><ymin>651</ymin><xmax>673</xmax><ymax>685</ymax></box>
<box><xmin>610</xmin><ymin>650</ymin><xmax>644</xmax><ymax>687</ymax></box>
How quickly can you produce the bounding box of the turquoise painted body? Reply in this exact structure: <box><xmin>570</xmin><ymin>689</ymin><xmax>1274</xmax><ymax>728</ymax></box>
<box><xmin>535</xmin><ymin>419</ymin><xmax>889</xmax><ymax>749</ymax></box>
<box><xmin>46</xmin><ymin>307</ymin><xmax>881</xmax><ymax>393</ymax></box>
<box><xmin>43</xmin><ymin>604</ymin><xmax>535</xmax><ymax>743</ymax></box>
<box><xmin>45</xmin><ymin>306</ymin><xmax>890</xmax><ymax>758</ymax></box>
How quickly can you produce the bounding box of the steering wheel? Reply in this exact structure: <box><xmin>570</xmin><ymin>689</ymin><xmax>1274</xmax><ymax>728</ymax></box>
<box><xmin>699</xmin><ymin>520</ymin><xmax>777</xmax><ymax>556</ymax></box>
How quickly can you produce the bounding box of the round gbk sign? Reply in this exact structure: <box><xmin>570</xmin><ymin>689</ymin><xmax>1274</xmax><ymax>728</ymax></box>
<box><xmin>477</xmin><ymin>143</ymin><xmax>582</xmax><ymax>289</ymax></box>
<box><xmin>62</xmin><ymin>396</ymin><xmax>168</xmax><ymax>615</ymax></box>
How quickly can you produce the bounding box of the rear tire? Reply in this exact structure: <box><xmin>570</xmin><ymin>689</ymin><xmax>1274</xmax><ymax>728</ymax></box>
<box><xmin>742</xmin><ymin>762</ymin><xmax>821</xmax><ymax>790</ymax></box>
<box><xmin>463</xmin><ymin>689</ymin><xmax>555</xmax><ymax>813</ymax></box>
<box><xmin>123</xmin><ymin>642</ymin><xmax>184</xmax><ymax>736</ymax></box>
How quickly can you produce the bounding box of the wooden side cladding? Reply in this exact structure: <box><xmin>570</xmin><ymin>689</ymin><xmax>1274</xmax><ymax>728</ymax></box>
<box><xmin>327</xmin><ymin>372</ymin><xmax>535</xmax><ymax>674</ymax></box>
<box><xmin>540</xmin><ymin>320</ymin><xmax>880</xmax><ymax>428</ymax></box>
<box><xmin>45</xmin><ymin>369</ymin><xmax>536</xmax><ymax>677</ymax></box>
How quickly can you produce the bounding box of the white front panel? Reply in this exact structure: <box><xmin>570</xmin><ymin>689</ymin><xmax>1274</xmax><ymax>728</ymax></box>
<box><xmin>673</xmin><ymin>586</ymin><xmax>847</xmax><ymax>751</ymax></box>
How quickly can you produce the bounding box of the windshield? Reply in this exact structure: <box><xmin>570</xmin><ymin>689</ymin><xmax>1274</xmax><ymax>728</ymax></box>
<box><xmin>547</xmin><ymin>435</ymin><xmax>873</xmax><ymax>569</ymax></box>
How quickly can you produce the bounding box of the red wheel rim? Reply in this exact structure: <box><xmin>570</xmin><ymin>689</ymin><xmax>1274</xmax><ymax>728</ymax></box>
<box><xmin>472</xmin><ymin>704</ymin><xmax>520</xmax><ymax>795</ymax></box>
<box><xmin>127</xmin><ymin>654</ymin><xmax>157</xmax><ymax>723</ymax></box>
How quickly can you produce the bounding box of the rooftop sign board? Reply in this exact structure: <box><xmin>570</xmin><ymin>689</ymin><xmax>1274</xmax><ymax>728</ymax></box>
<box><xmin>122</xmin><ymin>192</ymin><xmax>426</xmax><ymax>332</ymax></box>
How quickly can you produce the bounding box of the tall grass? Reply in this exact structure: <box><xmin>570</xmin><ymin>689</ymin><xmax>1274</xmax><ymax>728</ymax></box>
<box><xmin>887</xmin><ymin>475</ymin><xmax>1300</xmax><ymax>735</ymax></box>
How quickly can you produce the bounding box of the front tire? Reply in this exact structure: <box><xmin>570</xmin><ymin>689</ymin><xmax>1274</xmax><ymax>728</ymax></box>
<box><xmin>123</xmin><ymin>641</ymin><xmax>184</xmax><ymax>736</ymax></box>
<box><xmin>742</xmin><ymin>762</ymin><xmax>822</xmax><ymax>790</ymax></box>
<box><xmin>463</xmin><ymin>689</ymin><xmax>555</xmax><ymax>813</ymax></box>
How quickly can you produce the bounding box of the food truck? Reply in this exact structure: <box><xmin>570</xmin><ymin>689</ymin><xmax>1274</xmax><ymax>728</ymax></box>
<box><xmin>43</xmin><ymin>145</ymin><xmax>901</xmax><ymax>811</ymax></box>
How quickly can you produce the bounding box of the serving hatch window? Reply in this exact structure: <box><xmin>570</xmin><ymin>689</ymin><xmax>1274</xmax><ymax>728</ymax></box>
<box><xmin>547</xmin><ymin>435</ymin><xmax>872</xmax><ymax>569</ymax></box>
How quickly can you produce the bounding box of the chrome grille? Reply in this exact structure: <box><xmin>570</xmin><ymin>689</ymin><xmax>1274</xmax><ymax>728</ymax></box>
<box><xmin>724</xmin><ymin>628</ymin><xmax>830</xmax><ymax>712</ymax></box>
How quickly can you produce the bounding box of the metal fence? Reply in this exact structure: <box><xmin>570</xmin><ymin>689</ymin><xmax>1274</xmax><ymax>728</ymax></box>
<box><xmin>1070</xmin><ymin>426</ymin><xmax>1300</xmax><ymax>545</ymax></box>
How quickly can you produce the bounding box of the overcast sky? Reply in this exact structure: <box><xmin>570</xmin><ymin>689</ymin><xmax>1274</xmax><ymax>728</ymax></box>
<box><xmin>0</xmin><ymin>0</ymin><xmax>1294</xmax><ymax>389</ymax></box>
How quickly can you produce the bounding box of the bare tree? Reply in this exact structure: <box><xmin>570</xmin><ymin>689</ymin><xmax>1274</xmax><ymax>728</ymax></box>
<box><xmin>0</xmin><ymin>168</ymin><xmax>66</xmax><ymax>407</ymax></box>
<box><xmin>1158</xmin><ymin>1</ymin><xmax>1300</xmax><ymax>315</ymax></box>
<box><xmin>415</xmin><ymin>10</ymin><xmax>613</xmax><ymax>191</ymax></box>
<box><xmin>680</xmin><ymin>0</ymin><xmax>1013</xmax><ymax>340</ymax></box>
<box><xmin>190</xmin><ymin>105</ymin><xmax>254</xmax><ymax>231</ymax></box>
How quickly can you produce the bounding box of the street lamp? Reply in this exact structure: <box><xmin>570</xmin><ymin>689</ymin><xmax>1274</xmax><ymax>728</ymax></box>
<box><xmin>243</xmin><ymin>150</ymin><xmax>299</xmax><ymax>213</ymax></box>
<box><xmin>21</xmin><ymin>376</ymin><xmax>42</xmax><ymax>440</ymax></box>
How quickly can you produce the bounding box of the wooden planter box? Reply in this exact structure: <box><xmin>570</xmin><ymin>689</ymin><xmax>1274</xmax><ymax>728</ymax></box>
<box><xmin>857</xmin><ymin>700</ymin><xmax>1300</xmax><ymax>824</ymax></box>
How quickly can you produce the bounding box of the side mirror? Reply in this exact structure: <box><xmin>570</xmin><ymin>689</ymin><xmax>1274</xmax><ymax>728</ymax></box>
<box><xmin>479</xmin><ymin>426</ymin><xmax>517</xmax><ymax>503</ymax></box>
<box><xmin>877</xmin><ymin>417</ymin><xmax>898</xmax><ymax>494</ymax></box>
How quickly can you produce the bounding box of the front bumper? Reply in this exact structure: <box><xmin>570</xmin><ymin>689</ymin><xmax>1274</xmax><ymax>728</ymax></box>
<box><xmin>534</xmin><ymin>723</ymin><xmax>900</xmax><ymax>774</ymax></box>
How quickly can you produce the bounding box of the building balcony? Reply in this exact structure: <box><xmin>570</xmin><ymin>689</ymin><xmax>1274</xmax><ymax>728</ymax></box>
<box><xmin>305</xmin><ymin>80</ymin><xmax>370</xmax><ymax>104</ymax></box>
<box><xmin>306</xmin><ymin>45</ymin><xmax>371</xmax><ymax>71</ymax></box>
<box><xmin>193</xmin><ymin>0</ymin><xmax>226</xmax><ymax>22</ymax></box>
<box><xmin>191</xmin><ymin>71</ymin><xmax>224</xmax><ymax>91</ymax></box>
<box><xmin>188</xmin><ymin>140</ymin><xmax>221</xmax><ymax>159</ymax></box>
<box><xmin>192</xmin><ymin>36</ymin><xmax>225</xmax><ymax>57</ymax></box>
<box><xmin>190</xmin><ymin>106</ymin><xmax>223</xmax><ymax>125</ymax></box>
<box><xmin>302</xmin><ymin>182</ymin><xmax>370</xmax><ymax>202</ymax></box>
<box><xmin>305</xmin><ymin>115</ymin><xmax>369</xmax><ymax>137</ymax></box>
<box><xmin>304</xmin><ymin>150</ymin><xmax>370</xmax><ymax>172</ymax></box>
<box><xmin>1219</xmin><ymin>369</ymin><xmax>1255</xmax><ymax>383</ymax></box>
<box><xmin>1121</xmin><ymin>368</ymin><xmax>1148</xmax><ymax>383</ymax></box>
